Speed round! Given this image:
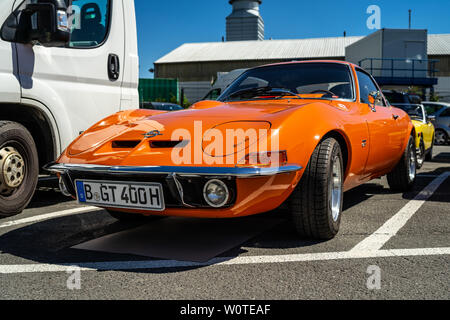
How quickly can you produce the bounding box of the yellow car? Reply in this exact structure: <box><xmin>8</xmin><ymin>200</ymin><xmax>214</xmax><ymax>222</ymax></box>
<box><xmin>394</xmin><ymin>104</ymin><xmax>435</xmax><ymax>168</ymax></box>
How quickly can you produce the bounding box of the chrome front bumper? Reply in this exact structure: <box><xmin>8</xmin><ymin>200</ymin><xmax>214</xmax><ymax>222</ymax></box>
<box><xmin>44</xmin><ymin>163</ymin><xmax>302</xmax><ymax>178</ymax></box>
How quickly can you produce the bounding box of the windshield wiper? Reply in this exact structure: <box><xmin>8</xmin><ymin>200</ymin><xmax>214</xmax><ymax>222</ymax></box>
<box><xmin>270</xmin><ymin>88</ymin><xmax>303</xmax><ymax>100</ymax></box>
<box><xmin>225</xmin><ymin>86</ymin><xmax>302</xmax><ymax>101</ymax></box>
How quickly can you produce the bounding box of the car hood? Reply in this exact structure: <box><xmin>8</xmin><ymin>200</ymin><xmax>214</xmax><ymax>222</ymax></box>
<box><xmin>60</xmin><ymin>100</ymin><xmax>310</xmax><ymax>166</ymax></box>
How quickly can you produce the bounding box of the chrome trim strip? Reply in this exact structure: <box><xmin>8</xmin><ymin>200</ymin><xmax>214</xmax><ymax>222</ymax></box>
<box><xmin>44</xmin><ymin>163</ymin><xmax>302</xmax><ymax>178</ymax></box>
<box><xmin>170</xmin><ymin>173</ymin><xmax>195</xmax><ymax>208</ymax></box>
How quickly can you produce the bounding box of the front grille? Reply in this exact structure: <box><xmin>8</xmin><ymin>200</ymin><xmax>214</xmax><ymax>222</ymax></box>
<box><xmin>62</xmin><ymin>171</ymin><xmax>181</xmax><ymax>207</ymax></box>
<box><xmin>61</xmin><ymin>171</ymin><xmax>236</xmax><ymax>209</ymax></box>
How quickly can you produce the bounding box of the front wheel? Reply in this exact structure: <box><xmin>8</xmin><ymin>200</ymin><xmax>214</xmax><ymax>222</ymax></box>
<box><xmin>0</xmin><ymin>121</ymin><xmax>39</xmax><ymax>218</ymax></box>
<box><xmin>387</xmin><ymin>135</ymin><xmax>416</xmax><ymax>192</ymax></box>
<box><xmin>289</xmin><ymin>137</ymin><xmax>344</xmax><ymax>240</ymax></box>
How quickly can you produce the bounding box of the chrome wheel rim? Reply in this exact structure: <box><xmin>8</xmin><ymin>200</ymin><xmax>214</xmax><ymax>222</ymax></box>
<box><xmin>408</xmin><ymin>144</ymin><xmax>416</xmax><ymax>182</ymax></box>
<box><xmin>330</xmin><ymin>156</ymin><xmax>342</xmax><ymax>222</ymax></box>
<box><xmin>435</xmin><ymin>131</ymin><xmax>446</xmax><ymax>145</ymax></box>
<box><xmin>417</xmin><ymin>144</ymin><xmax>425</xmax><ymax>166</ymax></box>
<box><xmin>0</xmin><ymin>146</ymin><xmax>26</xmax><ymax>195</ymax></box>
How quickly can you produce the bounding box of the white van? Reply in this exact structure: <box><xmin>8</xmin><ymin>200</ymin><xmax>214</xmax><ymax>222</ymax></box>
<box><xmin>0</xmin><ymin>0</ymin><xmax>139</xmax><ymax>217</ymax></box>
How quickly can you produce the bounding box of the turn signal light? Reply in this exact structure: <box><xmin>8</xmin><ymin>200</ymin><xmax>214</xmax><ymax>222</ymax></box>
<box><xmin>238</xmin><ymin>151</ymin><xmax>288</xmax><ymax>167</ymax></box>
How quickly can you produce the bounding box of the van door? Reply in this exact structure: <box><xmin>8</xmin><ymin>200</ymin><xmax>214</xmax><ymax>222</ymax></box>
<box><xmin>15</xmin><ymin>0</ymin><xmax>124</xmax><ymax>149</ymax></box>
<box><xmin>0</xmin><ymin>0</ymin><xmax>21</xmax><ymax>103</ymax></box>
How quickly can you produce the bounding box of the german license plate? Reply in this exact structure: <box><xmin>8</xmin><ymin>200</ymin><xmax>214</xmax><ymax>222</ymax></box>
<box><xmin>75</xmin><ymin>180</ymin><xmax>165</xmax><ymax>211</ymax></box>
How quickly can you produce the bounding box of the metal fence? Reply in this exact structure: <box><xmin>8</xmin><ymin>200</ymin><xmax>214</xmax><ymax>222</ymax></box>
<box><xmin>138</xmin><ymin>78</ymin><xmax>179</xmax><ymax>105</ymax></box>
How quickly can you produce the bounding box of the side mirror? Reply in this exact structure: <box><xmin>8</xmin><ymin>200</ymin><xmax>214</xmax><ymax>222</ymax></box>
<box><xmin>1</xmin><ymin>0</ymin><xmax>69</xmax><ymax>47</ymax></box>
<box><xmin>368</xmin><ymin>91</ymin><xmax>381</xmax><ymax>112</ymax></box>
<box><xmin>427</xmin><ymin>115</ymin><xmax>436</xmax><ymax>122</ymax></box>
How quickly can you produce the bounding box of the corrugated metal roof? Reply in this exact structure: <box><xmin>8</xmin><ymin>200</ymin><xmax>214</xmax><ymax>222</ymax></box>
<box><xmin>155</xmin><ymin>34</ymin><xmax>450</xmax><ymax>64</ymax></box>
<box><xmin>428</xmin><ymin>34</ymin><xmax>450</xmax><ymax>56</ymax></box>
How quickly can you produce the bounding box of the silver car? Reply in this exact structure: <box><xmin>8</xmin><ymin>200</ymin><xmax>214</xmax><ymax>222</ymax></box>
<box><xmin>422</xmin><ymin>102</ymin><xmax>450</xmax><ymax>145</ymax></box>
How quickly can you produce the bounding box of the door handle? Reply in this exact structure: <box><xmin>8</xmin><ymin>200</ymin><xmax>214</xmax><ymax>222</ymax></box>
<box><xmin>108</xmin><ymin>54</ymin><xmax>120</xmax><ymax>81</ymax></box>
<box><xmin>393</xmin><ymin>114</ymin><xmax>399</xmax><ymax>120</ymax></box>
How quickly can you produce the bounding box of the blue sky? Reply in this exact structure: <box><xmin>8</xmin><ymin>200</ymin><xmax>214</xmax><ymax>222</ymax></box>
<box><xmin>135</xmin><ymin>0</ymin><xmax>450</xmax><ymax>78</ymax></box>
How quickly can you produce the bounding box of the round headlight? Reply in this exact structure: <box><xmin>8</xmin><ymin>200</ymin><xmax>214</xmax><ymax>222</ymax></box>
<box><xmin>203</xmin><ymin>179</ymin><xmax>229</xmax><ymax>208</ymax></box>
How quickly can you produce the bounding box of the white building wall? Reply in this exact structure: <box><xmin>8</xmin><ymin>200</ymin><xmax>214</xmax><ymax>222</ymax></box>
<box><xmin>435</xmin><ymin>77</ymin><xmax>450</xmax><ymax>102</ymax></box>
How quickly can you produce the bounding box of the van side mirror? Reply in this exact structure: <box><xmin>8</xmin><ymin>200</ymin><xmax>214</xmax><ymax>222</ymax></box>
<box><xmin>368</xmin><ymin>91</ymin><xmax>381</xmax><ymax>112</ymax></box>
<box><xmin>1</xmin><ymin>0</ymin><xmax>70</xmax><ymax>47</ymax></box>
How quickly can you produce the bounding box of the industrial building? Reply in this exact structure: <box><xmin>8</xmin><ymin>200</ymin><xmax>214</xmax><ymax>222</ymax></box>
<box><xmin>153</xmin><ymin>0</ymin><xmax>450</xmax><ymax>103</ymax></box>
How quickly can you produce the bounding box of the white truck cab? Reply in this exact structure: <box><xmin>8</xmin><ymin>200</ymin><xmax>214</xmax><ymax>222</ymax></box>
<box><xmin>0</xmin><ymin>0</ymin><xmax>139</xmax><ymax>217</ymax></box>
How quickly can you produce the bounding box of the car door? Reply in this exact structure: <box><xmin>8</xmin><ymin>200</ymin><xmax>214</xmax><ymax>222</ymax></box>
<box><xmin>14</xmin><ymin>0</ymin><xmax>125</xmax><ymax>149</ymax></box>
<box><xmin>421</xmin><ymin>106</ymin><xmax>434</xmax><ymax>150</ymax></box>
<box><xmin>356</xmin><ymin>69</ymin><xmax>406</xmax><ymax>176</ymax></box>
<box><xmin>437</xmin><ymin>108</ymin><xmax>450</xmax><ymax>129</ymax></box>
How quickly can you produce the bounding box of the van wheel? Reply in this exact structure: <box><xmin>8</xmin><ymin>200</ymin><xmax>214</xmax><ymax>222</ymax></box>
<box><xmin>387</xmin><ymin>135</ymin><xmax>416</xmax><ymax>192</ymax></box>
<box><xmin>289</xmin><ymin>137</ymin><xmax>343</xmax><ymax>240</ymax></box>
<box><xmin>0</xmin><ymin>121</ymin><xmax>39</xmax><ymax>218</ymax></box>
<box><xmin>107</xmin><ymin>210</ymin><xmax>163</xmax><ymax>222</ymax></box>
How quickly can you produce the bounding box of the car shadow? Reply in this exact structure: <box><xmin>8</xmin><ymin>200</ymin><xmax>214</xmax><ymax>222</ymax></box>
<box><xmin>2</xmin><ymin>167</ymin><xmax>448</xmax><ymax>274</ymax></box>
<box><xmin>430</xmin><ymin>152</ymin><xmax>450</xmax><ymax>164</ymax></box>
<box><xmin>27</xmin><ymin>189</ymin><xmax>74</xmax><ymax>209</ymax></box>
<box><xmin>0</xmin><ymin>209</ymin><xmax>282</xmax><ymax>274</ymax></box>
<box><xmin>402</xmin><ymin>167</ymin><xmax>450</xmax><ymax>202</ymax></box>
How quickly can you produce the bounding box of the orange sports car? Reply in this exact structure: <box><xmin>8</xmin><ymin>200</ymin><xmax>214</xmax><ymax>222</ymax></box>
<box><xmin>45</xmin><ymin>61</ymin><xmax>416</xmax><ymax>240</ymax></box>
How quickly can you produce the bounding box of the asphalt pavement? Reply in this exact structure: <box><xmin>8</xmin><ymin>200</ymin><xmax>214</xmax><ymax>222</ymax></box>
<box><xmin>0</xmin><ymin>146</ymin><xmax>449</xmax><ymax>300</ymax></box>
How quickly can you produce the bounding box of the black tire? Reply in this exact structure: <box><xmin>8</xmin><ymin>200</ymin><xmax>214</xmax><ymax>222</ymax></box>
<box><xmin>435</xmin><ymin>129</ymin><xmax>448</xmax><ymax>146</ymax></box>
<box><xmin>289</xmin><ymin>137</ymin><xmax>344</xmax><ymax>240</ymax></box>
<box><xmin>0</xmin><ymin>121</ymin><xmax>39</xmax><ymax>218</ymax></box>
<box><xmin>107</xmin><ymin>209</ymin><xmax>163</xmax><ymax>222</ymax></box>
<box><xmin>416</xmin><ymin>138</ymin><xmax>425</xmax><ymax>169</ymax></box>
<box><xmin>425</xmin><ymin>134</ymin><xmax>434</xmax><ymax>161</ymax></box>
<box><xmin>387</xmin><ymin>135</ymin><xmax>416</xmax><ymax>192</ymax></box>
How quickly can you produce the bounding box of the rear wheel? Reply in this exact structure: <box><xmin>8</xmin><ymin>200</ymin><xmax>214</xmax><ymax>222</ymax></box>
<box><xmin>416</xmin><ymin>138</ymin><xmax>425</xmax><ymax>169</ymax></box>
<box><xmin>435</xmin><ymin>129</ymin><xmax>448</xmax><ymax>145</ymax></box>
<box><xmin>289</xmin><ymin>137</ymin><xmax>344</xmax><ymax>240</ymax></box>
<box><xmin>0</xmin><ymin>121</ymin><xmax>39</xmax><ymax>218</ymax></box>
<box><xmin>425</xmin><ymin>134</ymin><xmax>434</xmax><ymax>161</ymax></box>
<box><xmin>387</xmin><ymin>135</ymin><xmax>416</xmax><ymax>192</ymax></box>
<box><xmin>107</xmin><ymin>209</ymin><xmax>163</xmax><ymax>222</ymax></box>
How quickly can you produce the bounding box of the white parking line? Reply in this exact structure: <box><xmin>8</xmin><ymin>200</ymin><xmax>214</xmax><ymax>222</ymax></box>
<box><xmin>0</xmin><ymin>247</ymin><xmax>448</xmax><ymax>274</ymax></box>
<box><xmin>0</xmin><ymin>207</ymin><xmax>101</xmax><ymax>229</ymax></box>
<box><xmin>351</xmin><ymin>172</ymin><xmax>450</xmax><ymax>252</ymax></box>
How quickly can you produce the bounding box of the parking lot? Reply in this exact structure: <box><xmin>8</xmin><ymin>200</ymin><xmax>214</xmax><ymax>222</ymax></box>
<box><xmin>0</xmin><ymin>146</ymin><xmax>449</xmax><ymax>300</ymax></box>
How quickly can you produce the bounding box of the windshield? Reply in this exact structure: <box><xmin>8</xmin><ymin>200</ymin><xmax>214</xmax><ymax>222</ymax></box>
<box><xmin>383</xmin><ymin>92</ymin><xmax>407</xmax><ymax>104</ymax></box>
<box><xmin>218</xmin><ymin>63</ymin><xmax>354</xmax><ymax>102</ymax></box>
<box><xmin>394</xmin><ymin>104</ymin><xmax>425</xmax><ymax>121</ymax></box>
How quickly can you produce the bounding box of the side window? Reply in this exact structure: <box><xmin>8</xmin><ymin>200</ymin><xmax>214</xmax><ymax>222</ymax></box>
<box><xmin>206</xmin><ymin>88</ymin><xmax>221</xmax><ymax>100</ymax></box>
<box><xmin>440</xmin><ymin>108</ymin><xmax>450</xmax><ymax>117</ymax></box>
<box><xmin>356</xmin><ymin>70</ymin><xmax>385</xmax><ymax>106</ymax></box>
<box><xmin>68</xmin><ymin>0</ymin><xmax>110</xmax><ymax>48</ymax></box>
